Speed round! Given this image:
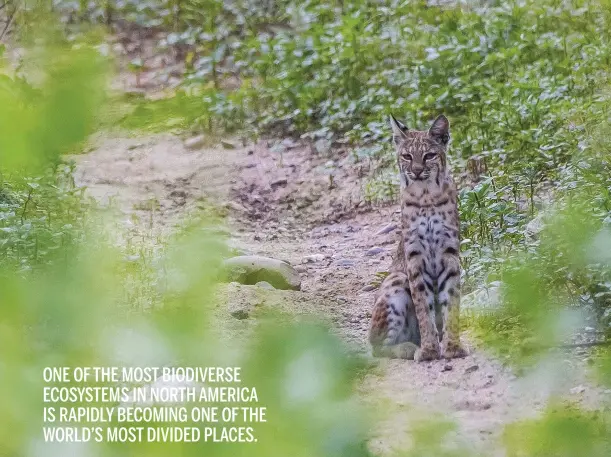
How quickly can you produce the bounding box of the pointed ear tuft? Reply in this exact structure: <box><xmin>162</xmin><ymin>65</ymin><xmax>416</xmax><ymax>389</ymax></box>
<box><xmin>389</xmin><ymin>114</ymin><xmax>408</xmax><ymax>145</ymax></box>
<box><xmin>429</xmin><ymin>114</ymin><xmax>450</xmax><ymax>145</ymax></box>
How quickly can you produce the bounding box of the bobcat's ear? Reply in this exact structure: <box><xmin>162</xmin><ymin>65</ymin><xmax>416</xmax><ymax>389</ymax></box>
<box><xmin>389</xmin><ymin>114</ymin><xmax>409</xmax><ymax>145</ymax></box>
<box><xmin>429</xmin><ymin>114</ymin><xmax>450</xmax><ymax>145</ymax></box>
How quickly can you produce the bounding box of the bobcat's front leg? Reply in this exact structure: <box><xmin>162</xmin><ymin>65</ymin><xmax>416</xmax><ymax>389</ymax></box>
<box><xmin>438</xmin><ymin>255</ymin><xmax>468</xmax><ymax>359</ymax></box>
<box><xmin>406</xmin><ymin>243</ymin><xmax>440</xmax><ymax>362</ymax></box>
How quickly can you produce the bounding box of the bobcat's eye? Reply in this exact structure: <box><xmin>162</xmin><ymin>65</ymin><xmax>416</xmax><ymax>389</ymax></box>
<box><xmin>423</xmin><ymin>153</ymin><xmax>437</xmax><ymax>161</ymax></box>
<box><xmin>401</xmin><ymin>153</ymin><xmax>413</xmax><ymax>161</ymax></box>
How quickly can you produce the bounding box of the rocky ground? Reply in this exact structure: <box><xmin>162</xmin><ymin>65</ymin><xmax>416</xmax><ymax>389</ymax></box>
<box><xmin>74</xmin><ymin>130</ymin><xmax>611</xmax><ymax>457</ymax></box>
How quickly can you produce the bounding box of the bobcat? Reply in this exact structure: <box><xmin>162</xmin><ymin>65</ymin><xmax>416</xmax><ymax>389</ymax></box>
<box><xmin>369</xmin><ymin>114</ymin><xmax>468</xmax><ymax>362</ymax></box>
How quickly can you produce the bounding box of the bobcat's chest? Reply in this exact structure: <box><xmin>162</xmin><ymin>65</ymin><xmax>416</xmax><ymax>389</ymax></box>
<box><xmin>406</xmin><ymin>211</ymin><xmax>449</xmax><ymax>275</ymax></box>
<box><xmin>399</xmin><ymin>176</ymin><xmax>459</xmax><ymax>273</ymax></box>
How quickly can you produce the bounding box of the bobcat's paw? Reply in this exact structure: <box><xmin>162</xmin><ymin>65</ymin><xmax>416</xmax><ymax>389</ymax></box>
<box><xmin>441</xmin><ymin>341</ymin><xmax>468</xmax><ymax>359</ymax></box>
<box><xmin>414</xmin><ymin>345</ymin><xmax>440</xmax><ymax>362</ymax></box>
<box><xmin>391</xmin><ymin>342</ymin><xmax>419</xmax><ymax>360</ymax></box>
<box><xmin>372</xmin><ymin>342</ymin><xmax>419</xmax><ymax>359</ymax></box>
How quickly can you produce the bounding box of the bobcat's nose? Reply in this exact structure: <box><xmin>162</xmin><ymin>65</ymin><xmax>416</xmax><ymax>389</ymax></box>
<box><xmin>412</xmin><ymin>167</ymin><xmax>424</xmax><ymax>178</ymax></box>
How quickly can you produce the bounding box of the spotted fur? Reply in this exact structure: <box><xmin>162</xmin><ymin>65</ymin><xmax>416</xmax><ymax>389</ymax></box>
<box><xmin>369</xmin><ymin>114</ymin><xmax>468</xmax><ymax>361</ymax></box>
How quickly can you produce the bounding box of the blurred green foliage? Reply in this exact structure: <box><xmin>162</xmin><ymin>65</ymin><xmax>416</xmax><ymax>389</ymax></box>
<box><xmin>0</xmin><ymin>164</ymin><xmax>92</xmax><ymax>272</ymax></box>
<box><xmin>400</xmin><ymin>419</ymin><xmax>473</xmax><ymax>457</ymax></box>
<box><xmin>1</xmin><ymin>218</ymin><xmax>372</xmax><ymax>456</ymax></box>
<box><xmin>0</xmin><ymin>42</ymin><xmax>106</xmax><ymax>170</ymax></box>
<box><xmin>503</xmin><ymin>404</ymin><xmax>611</xmax><ymax>457</ymax></box>
<box><xmin>0</xmin><ymin>38</ymin><xmax>105</xmax><ymax>271</ymax></box>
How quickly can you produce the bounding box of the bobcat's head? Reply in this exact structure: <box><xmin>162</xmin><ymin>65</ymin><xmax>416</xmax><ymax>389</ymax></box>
<box><xmin>389</xmin><ymin>114</ymin><xmax>450</xmax><ymax>186</ymax></box>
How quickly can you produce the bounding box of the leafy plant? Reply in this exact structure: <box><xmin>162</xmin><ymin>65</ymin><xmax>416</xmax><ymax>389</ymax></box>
<box><xmin>504</xmin><ymin>404</ymin><xmax>611</xmax><ymax>457</ymax></box>
<box><xmin>0</xmin><ymin>36</ymin><xmax>107</xmax><ymax>271</ymax></box>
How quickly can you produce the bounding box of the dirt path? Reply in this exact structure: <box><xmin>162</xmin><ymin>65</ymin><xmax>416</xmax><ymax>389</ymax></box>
<box><xmin>75</xmin><ymin>133</ymin><xmax>608</xmax><ymax>456</ymax></box>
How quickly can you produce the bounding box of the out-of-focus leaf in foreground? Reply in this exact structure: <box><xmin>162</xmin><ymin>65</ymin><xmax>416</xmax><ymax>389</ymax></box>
<box><xmin>0</xmin><ymin>43</ymin><xmax>106</xmax><ymax>171</ymax></box>
<box><xmin>504</xmin><ymin>404</ymin><xmax>611</xmax><ymax>457</ymax></box>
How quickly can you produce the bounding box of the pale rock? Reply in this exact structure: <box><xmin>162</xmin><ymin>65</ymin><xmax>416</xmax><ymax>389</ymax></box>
<box><xmin>376</xmin><ymin>223</ymin><xmax>398</xmax><ymax>235</ymax></box>
<box><xmin>222</xmin><ymin>255</ymin><xmax>301</xmax><ymax>290</ymax></box>
<box><xmin>184</xmin><ymin>135</ymin><xmax>206</xmax><ymax>150</ymax></box>
<box><xmin>303</xmin><ymin>254</ymin><xmax>326</xmax><ymax>263</ymax></box>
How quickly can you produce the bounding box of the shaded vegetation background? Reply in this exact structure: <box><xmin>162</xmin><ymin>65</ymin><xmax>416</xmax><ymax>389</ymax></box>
<box><xmin>1</xmin><ymin>0</ymin><xmax>611</xmax><ymax>456</ymax></box>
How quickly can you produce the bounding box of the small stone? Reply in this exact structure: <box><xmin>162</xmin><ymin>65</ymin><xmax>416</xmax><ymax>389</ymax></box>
<box><xmin>225</xmin><ymin>201</ymin><xmax>248</xmax><ymax>213</ymax></box>
<box><xmin>184</xmin><ymin>135</ymin><xmax>205</xmax><ymax>150</ymax></box>
<box><xmin>270</xmin><ymin>178</ymin><xmax>288</xmax><ymax>189</ymax></box>
<box><xmin>525</xmin><ymin>213</ymin><xmax>545</xmax><ymax>236</ymax></box>
<box><xmin>453</xmin><ymin>398</ymin><xmax>492</xmax><ymax>411</ymax></box>
<box><xmin>112</xmin><ymin>43</ymin><xmax>125</xmax><ymax>55</ymax></box>
<box><xmin>464</xmin><ymin>364</ymin><xmax>479</xmax><ymax>374</ymax></box>
<box><xmin>169</xmin><ymin>190</ymin><xmax>187</xmax><ymax>199</ymax></box>
<box><xmin>569</xmin><ymin>385</ymin><xmax>586</xmax><ymax>395</ymax></box>
<box><xmin>303</xmin><ymin>254</ymin><xmax>325</xmax><ymax>263</ymax></box>
<box><xmin>366</xmin><ymin>247</ymin><xmax>385</xmax><ymax>256</ymax></box>
<box><xmin>221</xmin><ymin>140</ymin><xmax>236</xmax><ymax>149</ymax></box>
<box><xmin>315</xmin><ymin>139</ymin><xmax>332</xmax><ymax>155</ymax></box>
<box><xmin>230</xmin><ymin>310</ymin><xmax>249</xmax><ymax>320</ymax></box>
<box><xmin>270</xmin><ymin>142</ymin><xmax>287</xmax><ymax>154</ymax></box>
<box><xmin>255</xmin><ymin>281</ymin><xmax>275</xmax><ymax>290</ymax></box>
<box><xmin>361</xmin><ymin>284</ymin><xmax>377</xmax><ymax>292</ymax></box>
<box><xmin>376</xmin><ymin>223</ymin><xmax>397</xmax><ymax>235</ymax></box>
<box><xmin>336</xmin><ymin>259</ymin><xmax>356</xmax><ymax>267</ymax></box>
<box><xmin>294</xmin><ymin>265</ymin><xmax>307</xmax><ymax>273</ymax></box>
<box><xmin>462</xmin><ymin>283</ymin><xmax>502</xmax><ymax>310</ymax></box>
<box><xmin>442</xmin><ymin>364</ymin><xmax>453</xmax><ymax>372</ymax></box>
<box><xmin>282</xmin><ymin>138</ymin><xmax>299</xmax><ymax>149</ymax></box>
